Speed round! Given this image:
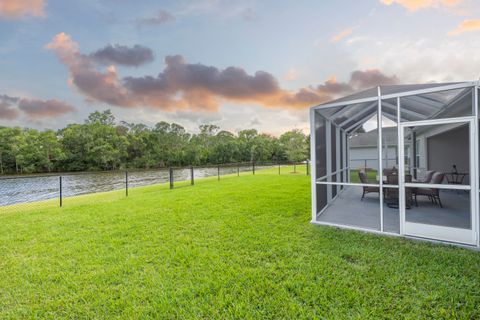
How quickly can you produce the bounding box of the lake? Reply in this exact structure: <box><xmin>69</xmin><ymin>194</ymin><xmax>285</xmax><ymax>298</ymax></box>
<box><xmin>0</xmin><ymin>164</ymin><xmax>275</xmax><ymax>207</ymax></box>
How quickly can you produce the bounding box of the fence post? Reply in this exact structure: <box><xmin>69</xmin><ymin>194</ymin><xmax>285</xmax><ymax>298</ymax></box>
<box><xmin>252</xmin><ymin>162</ymin><xmax>255</xmax><ymax>175</ymax></box>
<box><xmin>364</xmin><ymin>159</ymin><xmax>367</xmax><ymax>169</ymax></box>
<box><xmin>294</xmin><ymin>163</ymin><xmax>296</xmax><ymax>173</ymax></box>
<box><xmin>59</xmin><ymin>176</ymin><xmax>63</xmax><ymax>207</ymax></box>
<box><xmin>306</xmin><ymin>161</ymin><xmax>309</xmax><ymax>175</ymax></box>
<box><xmin>237</xmin><ymin>163</ymin><xmax>240</xmax><ymax>177</ymax></box>
<box><xmin>169</xmin><ymin>167</ymin><xmax>174</xmax><ymax>189</ymax></box>
<box><xmin>218</xmin><ymin>165</ymin><xmax>220</xmax><ymax>181</ymax></box>
<box><xmin>278</xmin><ymin>162</ymin><xmax>281</xmax><ymax>175</ymax></box>
<box><xmin>125</xmin><ymin>171</ymin><xmax>128</xmax><ymax>197</ymax></box>
<box><xmin>191</xmin><ymin>166</ymin><xmax>194</xmax><ymax>185</ymax></box>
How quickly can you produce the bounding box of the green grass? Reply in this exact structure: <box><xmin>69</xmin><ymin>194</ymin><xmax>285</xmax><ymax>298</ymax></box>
<box><xmin>349</xmin><ymin>169</ymin><xmax>378</xmax><ymax>183</ymax></box>
<box><xmin>1</xmin><ymin>166</ymin><xmax>480</xmax><ymax>319</ymax></box>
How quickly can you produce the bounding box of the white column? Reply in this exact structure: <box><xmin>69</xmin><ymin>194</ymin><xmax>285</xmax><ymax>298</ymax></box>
<box><xmin>343</xmin><ymin>130</ymin><xmax>348</xmax><ymax>183</ymax></box>
<box><xmin>346</xmin><ymin>132</ymin><xmax>351</xmax><ymax>183</ymax></box>
<box><xmin>326</xmin><ymin>120</ymin><xmax>332</xmax><ymax>202</ymax></box>
<box><xmin>336</xmin><ymin>126</ymin><xmax>341</xmax><ymax>189</ymax></box>
<box><xmin>473</xmin><ymin>86</ymin><xmax>479</xmax><ymax>247</ymax></box>
<box><xmin>384</xmin><ymin>133</ymin><xmax>389</xmax><ymax>168</ymax></box>
<box><xmin>310</xmin><ymin>108</ymin><xmax>317</xmax><ymax>222</ymax></box>
<box><xmin>398</xmin><ymin>96</ymin><xmax>405</xmax><ymax>235</ymax></box>
<box><xmin>377</xmin><ymin>86</ymin><xmax>384</xmax><ymax>232</ymax></box>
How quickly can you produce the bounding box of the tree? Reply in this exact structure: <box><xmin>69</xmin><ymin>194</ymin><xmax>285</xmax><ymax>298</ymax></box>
<box><xmin>237</xmin><ymin>129</ymin><xmax>258</xmax><ymax>162</ymax></box>
<box><xmin>85</xmin><ymin>109</ymin><xmax>116</xmax><ymax>126</ymax></box>
<box><xmin>210</xmin><ymin>131</ymin><xmax>238</xmax><ymax>164</ymax></box>
<box><xmin>0</xmin><ymin>127</ymin><xmax>22</xmax><ymax>173</ymax></box>
<box><xmin>38</xmin><ymin>130</ymin><xmax>64</xmax><ymax>172</ymax></box>
<box><xmin>0</xmin><ymin>110</ymin><xmax>311</xmax><ymax>174</ymax></box>
<box><xmin>279</xmin><ymin>129</ymin><xmax>308</xmax><ymax>163</ymax></box>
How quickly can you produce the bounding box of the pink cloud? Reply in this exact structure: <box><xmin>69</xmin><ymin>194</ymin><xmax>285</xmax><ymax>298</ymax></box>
<box><xmin>18</xmin><ymin>98</ymin><xmax>76</xmax><ymax>119</ymax></box>
<box><xmin>380</xmin><ymin>0</ymin><xmax>463</xmax><ymax>11</ymax></box>
<box><xmin>0</xmin><ymin>94</ymin><xmax>75</xmax><ymax>120</ymax></box>
<box><xmin>0</xmin><ymin>0</ymin><xmax>46</xmax><ymax>19</ymax></box>
<box><xmin>46</xmin><ymin>32</ymin><xmax>400</xmax><ymax>111</ymax></box>
<box><xmin>448</xmin><ymin>19</ymin><xmax>480</xmax><ymax>36</ymax></box>
<box><xmin>0</xmin><ymin>95</ymin><xmax>20</xmax><ymax>119</ymax></box>
<box><xmin>331</xmin><ymin>27</ymin><xmax>356</xmax><ymax>43</ymax></box>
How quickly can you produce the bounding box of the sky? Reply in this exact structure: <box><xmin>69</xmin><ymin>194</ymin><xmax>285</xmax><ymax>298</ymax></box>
<box><xmin>1</xmin><ymin>0</ymin><xmax>480</xmax><ymax>136</ymax></box>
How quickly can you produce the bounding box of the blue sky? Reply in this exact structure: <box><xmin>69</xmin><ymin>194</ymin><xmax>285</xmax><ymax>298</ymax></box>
<box><xmin>1</xmin><ymin>0</ymin><xmax>480</xmax><ymax>135</ymax></box>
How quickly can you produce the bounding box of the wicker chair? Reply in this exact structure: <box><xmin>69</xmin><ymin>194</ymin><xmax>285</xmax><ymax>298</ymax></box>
<box><xmin>420</xmin><ymin>170</ymin><xmax>436</xmax><ymax>183</ymax></box>
<box><xmin>358</xmin><ymin>171</ymin><xmax>379</xmax><ymax>200</ymax></box>
<box><xmin>414</xmin><ymin>172</ymin><xmax>445</xmax><ymax>208</ymax></box>
<box><xmin>383</xmin><ymin>167</ymin><xmax>398</xmax><ymax>176</ymax></box>
<box><xmin>385</xmin><ymin>174</ymin><xmax>413</xmax><ymax>208</ymax></box>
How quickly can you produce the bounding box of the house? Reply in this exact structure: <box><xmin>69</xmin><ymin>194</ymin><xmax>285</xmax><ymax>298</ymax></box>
<box><xmin>348</xmin><ymin>127</ymin><xmax>404</xmax><ymax>170</ymax></box>
<box><xmin>310</xmin><ymin>82</ymin><xmax>478</xmax><ymax>247</ymax></box>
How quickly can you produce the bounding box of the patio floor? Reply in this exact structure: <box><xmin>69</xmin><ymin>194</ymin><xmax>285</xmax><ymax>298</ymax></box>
<box><xmin>317</xmin><ymin>185</ymin><xmax>471</xmax><ymax>233</ymax></box>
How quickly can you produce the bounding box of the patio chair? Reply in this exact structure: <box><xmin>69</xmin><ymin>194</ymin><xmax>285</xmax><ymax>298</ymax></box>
<box><xmin>383</xmin><ymin>167</ymin><xmax>398</xmax><ymax>176</ymax></box>
<box><xmin>420</xmin><ymin>170</ymin><xmax>436</xmax><ymax>183</ymax></box>
<box><xmin>359</xmin><ymin>171</ymin><xmax>379</xmax><ymax>200</ymax></box>
<box><xmin>384</xmin><ymin>174</ymin><xmax>413</xmax><ymax>208</ymax></box>
<box><xmin>414</xmin><ymin>172</ymin><xmax>445</xmax><ymax>208</ymax></box>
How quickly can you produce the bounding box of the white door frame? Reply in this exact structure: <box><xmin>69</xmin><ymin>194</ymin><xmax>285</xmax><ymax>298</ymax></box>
<box><xmin>399</xmin><ymin>116</ymin><xmax>478</xmax><ymax>245</ymax></box>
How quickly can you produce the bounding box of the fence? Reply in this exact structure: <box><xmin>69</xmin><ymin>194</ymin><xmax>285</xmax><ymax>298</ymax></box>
<box><xmin>0</xmin><ymin>161</ymin><xmax>309</xmax><ymax>210</ymax></box>
<box><xmin>349</xmin><ymin>158</ymin><xmax>398</xmax><ymax>171</ymax></box>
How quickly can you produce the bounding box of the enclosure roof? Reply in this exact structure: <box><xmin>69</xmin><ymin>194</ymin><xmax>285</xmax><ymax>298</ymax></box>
<box><xmin>321</xmin><ymin>82</ymin><xmax>466</xmax><ymax>106</ymax></box>
<box><xmin>313</xmin><ymin>81</ymin><xmax>476</xmax><ymax>134</ymax></box>
<box><xmin>349</xmin><ymin>127</ymin><xmax>397</xmax><ymax>148</ymax></box>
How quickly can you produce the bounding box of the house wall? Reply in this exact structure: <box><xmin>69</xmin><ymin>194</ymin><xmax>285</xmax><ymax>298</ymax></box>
<box><xmin>426</xmin><ymin>124</ymin><xmax>469</xmax><ymax>181</ymax></box>
<box><xmin>349</xmin><ymin>146</ymin><xmax>397</xmax><ymax>170</ymax></box>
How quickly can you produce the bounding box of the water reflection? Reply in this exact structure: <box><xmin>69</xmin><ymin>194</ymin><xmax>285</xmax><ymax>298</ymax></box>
<box><xmin>0</xmin><ymin>164</ymin><xmax>272</xmax><ymax>206</ymax></box>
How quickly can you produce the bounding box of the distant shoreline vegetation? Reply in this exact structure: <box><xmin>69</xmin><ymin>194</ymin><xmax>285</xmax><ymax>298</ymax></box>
<box><xmin>0</xmin><ymin>110</ymin><xmax>309</xmax><ymax>175</ymax></box>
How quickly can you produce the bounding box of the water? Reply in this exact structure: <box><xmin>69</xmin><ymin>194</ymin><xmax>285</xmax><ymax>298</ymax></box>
<box><xmin>0</xmin><ymin>164</ymin><xmax>271</xmax><ymax>207</ymax></box>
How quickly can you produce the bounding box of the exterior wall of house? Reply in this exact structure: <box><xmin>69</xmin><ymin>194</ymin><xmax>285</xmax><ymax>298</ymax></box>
<box><xmin>415</xmin><ymin>123</ymin><xmax>469</xmax><ymax>183</ymax></box>
<box><xmin>349</xmin><ymin>146</ymin><xmax>397</xmax><ymax>170</ymax></box>
<box><xmin>427</xmin><ymin>125</ymin><xmax>469</xmax><ymax>182</ymax></box>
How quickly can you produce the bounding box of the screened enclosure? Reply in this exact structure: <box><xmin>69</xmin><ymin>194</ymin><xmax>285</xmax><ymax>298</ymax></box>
<box><xmin>310</xmin><ymin>82</ymin><xmax>480</xmax><ymax>247</ymax></box>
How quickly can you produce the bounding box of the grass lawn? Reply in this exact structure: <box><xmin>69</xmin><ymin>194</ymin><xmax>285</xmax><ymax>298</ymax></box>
<box><xmin>1</xmin><ymin>166</ymin><xmax>480</xmax><ymax>319</ymax></box>
<box><xmin>349</xmin><ymin>169</ymin><xmax>378</xmax><ymax>183</ymax></box>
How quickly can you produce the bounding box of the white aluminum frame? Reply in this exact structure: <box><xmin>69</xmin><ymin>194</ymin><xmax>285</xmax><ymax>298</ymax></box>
<box><xmin>310</xmin><ymin>108</ymin><xmax>317</xmax><ymax>223</ymax></box>
<box><xmin>310</xmin><ymin>81</ymin><xmax>480</xmax><ymax>248</ymax></box>
<box><xmin>400</xmin><ymin>116</ymin><xmax>477</xmax><ymax>245</ymax></box>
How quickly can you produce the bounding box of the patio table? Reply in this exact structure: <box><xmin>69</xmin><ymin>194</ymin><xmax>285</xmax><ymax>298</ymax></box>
<box><xmin>375</xmin><ymin>175</ymin><xmax>387</xmax><ymax>183</ymax></box>
<box><xmin>445</xmin><ymin>172</ymin><xmax>468</xmax><ymax>185</ymax></box>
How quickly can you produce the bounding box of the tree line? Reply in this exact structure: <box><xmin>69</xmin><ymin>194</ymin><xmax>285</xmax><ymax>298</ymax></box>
<box><xmin>0</xmin><ymin>110</ymin><xmax>309</xmax><ymax>174</ymax></box>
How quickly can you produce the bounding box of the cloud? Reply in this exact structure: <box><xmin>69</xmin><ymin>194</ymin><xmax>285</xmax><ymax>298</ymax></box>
<box><xmin>448</xmin><ymin>19</ymin><xmax>480</xmax><ymax>36</ymax></box>
<box><xmin>45</xmin><ymin>33</ymin><xmax>133</xmax><ymax>107</ymax></box>
<box><xmin>284</xmin><ymin>68</ymin><xmax>297</xmax><ymax>81</ymax></box>
<box><xmin>281</xmin><ymin>70</ymin><xmax>399</xmax><ymax>106</ymax></box>
<box><xmin>241</xmin><ymin>8</ymin><xmax>256</xmax><ymax>21</ymax></box>
<box><xmin>250</xmin><ymin>117</ymin><xmax>261</xmax><ymax>126</ymax></box>
<box><xmin>0</xmin><ymin>94</ymin><xmax>75</xmax><ymax>120</ymax></box>
<box><xmin>350</xmin><ymin>35</ymin><xmax>480</xmax><ymax>83</ymax></box>
<box><xmin>136</xmin><ymin>10</ymin><xmax>174</xmax><ymax>27</ymax></box>
<box><xmin>170</xmin><ymin>110</ymin><xmax>223</xmax><ymax>124</ymax></box>
<box><xmin>350</xmin><ymin>69</ymin><xmax>399</xmax><ymax>88</ymax></box>
<box><xmin>123</xmin><ymin>54</ymin><xmax>284</xmax><ymax>110</ymax></box>
<box><xmin>44</xmin><ymin>32</ymin><xmax>79</xmax><ymax>65</ymax></box>
<box><xmin>0</xmin><ymin>0</ymin><xmax>45</xmax><ymax>19</ymax></box>
<box><xmin>379</xmin><ymin>0</ymin><xmax>463</xmax><ymax>11</ymax></box>
<box><xmin>46</xmin><ymin>32</ymin><xmax>399</xmax><ymax>112</ymax></box>
<box><xmin>0</xmin><ymin>95</ymin><xmax>20</xmax><ymax>119</ymax></box>
<box><xmin>18</xmin><ymin>98</ymin><xmax>75</xmax><ymax>119</ymax></box>
<box><xmin>89</xmin><ymin>44</ymin><xmax>154</xmax><ymax>67</ymax></box>
<box><xmin>331</xmin><ymin>27</ymin><xmax>356</xmax><ymax>43</ymax></box>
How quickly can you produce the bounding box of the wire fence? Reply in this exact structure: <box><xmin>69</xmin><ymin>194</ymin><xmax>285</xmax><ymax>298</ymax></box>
<box><xmin>0</xmin><ymin>161</ymin><xmax>309</xmax><ymax>211</ymax></box>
